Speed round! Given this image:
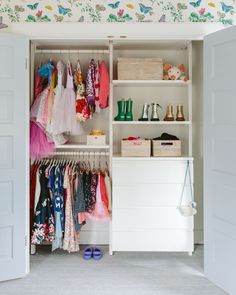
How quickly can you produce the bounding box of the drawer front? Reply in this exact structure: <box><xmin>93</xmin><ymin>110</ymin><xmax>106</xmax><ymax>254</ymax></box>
<box><xmin>112</xmin><ymin>208</ymin><xmax>193</xmax><ymax>231</ymax></box>
<box><xmin>112</xmin><ymin>230</ymin><xmax>193</xmax><ymax>252</ymax></box>
<box><xmin>113</xmin><ymin>183</ymin><xmax>191</xmax><ymax>208</ymax></box>
<box><xmin>112</xmin><ymin>160</ymin><xmax>193</xmax><ymax>185</ymax></box>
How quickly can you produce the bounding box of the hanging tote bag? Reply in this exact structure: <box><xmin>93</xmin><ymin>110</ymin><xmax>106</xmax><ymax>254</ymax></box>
<box><xmin>177</xmin><ymin>160</ymin><xmax>197</xmax><ymax>217</ymax></box>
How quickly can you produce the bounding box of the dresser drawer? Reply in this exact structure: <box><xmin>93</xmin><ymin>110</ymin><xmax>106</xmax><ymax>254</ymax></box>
<box><xmin>112</xmin><ymin>229</ymin><xmax>193</xmax><ymax>252</ymax></box>
<box><xmin>112</xmin><ymin>208</ymin><xmax>193</xmax><ymax>231</ymax></box>
<box><xmin>113</xmin><ymin>183</ymin><xmax>191</xmax><ymax>208</ymax></box>
<box><xmin>112</xmin><ymin>159</ymin><xmax>193</xmax><ymax>185</ymax></box>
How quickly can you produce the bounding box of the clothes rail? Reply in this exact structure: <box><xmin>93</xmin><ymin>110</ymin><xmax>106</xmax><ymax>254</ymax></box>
<box><xmin>53</xmin><ymin>151</ymin><xmax>109</xmax><ymax>156</ymax></box>
<box><xmin>35</xmin><ymin>49</ymin><xmax>109</xmax><ymax>54</ymax></box>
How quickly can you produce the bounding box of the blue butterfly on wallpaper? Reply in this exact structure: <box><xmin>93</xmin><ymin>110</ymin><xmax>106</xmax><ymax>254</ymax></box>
<box><xmin>189</xmin><ymin>0</ymin><xmax>202</xmax><ymax>8</ymax></box>
<box><xmin>221</xmin><ymin>2</ymin><xmax>234</xmax><ymax>13</ymax></box>
<box><xmin>139</xmin><ymin>3</ymin><xmax>153</xmax><ymax>14</ymax></box>
<box><xmin>27</xmin><ymin>3</ymin><xmax>39</xmax><ymax>10</ymax></box>
<box><xmin>58</xmin><ymin>5</ymin><xmax>72</xmax><ymax>16</ymax></box>
<box><xmin>108</xmin><ymin>1</ymin><xmax>120</xmax><ymax>9</ymax></box>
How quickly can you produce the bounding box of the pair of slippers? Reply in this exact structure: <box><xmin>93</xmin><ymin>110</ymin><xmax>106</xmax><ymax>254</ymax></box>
<box><xmin>83</xmin><ymin>247</ymin><xmax>103</xmax><ymax>260</ymax></box>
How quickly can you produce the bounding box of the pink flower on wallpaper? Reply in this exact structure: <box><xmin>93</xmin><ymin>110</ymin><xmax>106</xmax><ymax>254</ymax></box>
<box><xmin>36</xmin><ymin>10</ymin><xmax>42</xmax><ymax>18</ymax></box>
<box><xmin>199</xmin><ymin>8</ymin><xmax>205</xmax><ymax>16</ymax></box>
<box><xmin>117</xmin><ymin>9</ymin><xmax>124</xmax><ymax>17</ymax></box>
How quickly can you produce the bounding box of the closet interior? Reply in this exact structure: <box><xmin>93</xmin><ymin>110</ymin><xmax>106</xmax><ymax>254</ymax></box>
<box><xmin>29</xmin><ymin>39</ymin><xmax>203</xmax><ymax>254</ymax></box>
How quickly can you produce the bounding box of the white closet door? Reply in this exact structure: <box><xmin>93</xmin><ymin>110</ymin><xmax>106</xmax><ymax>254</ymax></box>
<box><xmin>0</xmin><ymin>33</ymin><xmax>29</xmax><ymax>281</ymax></box>
<box><xmin>204</xmin><ymin>26</ymin><xmax>236</xmax><ymax>294</ymax></box>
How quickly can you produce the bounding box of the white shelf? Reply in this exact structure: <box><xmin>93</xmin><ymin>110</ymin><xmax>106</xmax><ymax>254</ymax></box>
<box><xmin>112</xmin><ymin>121</ymin><xmax>191</xmax><ymax>125</ymax></box>
<box><xmin>112</xmin><ymin>155</ymin><xmax>194</xmax><ymax>161</ymax></box>
<box><xmin>56</xmin><ymin>143</ymin><xmax>110</xmax><ymax>149</ymax></box>
<box><xmin>112</xmin><ymin>80</ymin><xmax>191</xmax><ymax>87</ymax></box>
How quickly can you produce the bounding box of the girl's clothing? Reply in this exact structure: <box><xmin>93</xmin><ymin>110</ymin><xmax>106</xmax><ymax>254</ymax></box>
<box><xmin>86</xmin><ymin>59</ymin><xmax>96</xmax><ymax>114</ymax></box>
<box><xmin>94</xmin><ymin>61</ymin><xmax>101</xmax><ymax>113</ymax></box>
<box><xmin>105</xmin><ymin>171</ymin><xmax>112</xmax><ymax>212</ymax></box>
<box><xmin>30</xmin><ymin>121</ymin><xmax>55</xmax><ymax>160</ymax></box>
<box><xmin>99</xmin><ymin>61</ymin><xmax>110</xmax><ymax>109</ymax></box>
<box><xmin>31</xmin><ymin>165</ymin><xmax>55</xmax><ymax>245</ymax></box>
<box><xmin>61</xmin><ymin>62</ymin><xmax>84</xmax><ymax>136</ymax></box>
<box><xmin>74</xmin><ymin>60</ymin><xmax>90</xmax><ymax>122</ymax></box>
<box><xmin>87</xmin><ymin>173</ymin><xmax>110</xmax><ymax>221</ymax></box>
<box><xmin>63</xmin><ymin>166</ymin><xmax>79</xmax><ymax>252</ymax></box>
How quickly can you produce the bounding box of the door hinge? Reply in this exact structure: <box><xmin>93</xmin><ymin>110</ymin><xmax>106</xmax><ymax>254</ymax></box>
<box><xmin>25</xmin><ymin>235</ymin><xmax>28</xmax><ymax>247</ymax></box>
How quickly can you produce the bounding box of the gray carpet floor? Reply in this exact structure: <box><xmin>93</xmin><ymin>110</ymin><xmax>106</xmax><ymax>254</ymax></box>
<box><xmin>0</xmin><ymin>246</ymin><xmax>226</xmax><ymax>295</ymax></box>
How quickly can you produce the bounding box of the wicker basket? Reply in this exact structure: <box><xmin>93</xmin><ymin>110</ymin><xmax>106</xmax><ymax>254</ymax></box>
<box><xmin>118</xmin><ymin>58</ymin><xmax>163</xmax><ymax>80</ymax></box>
<box><xmin>121</xmin><ymin>139</ymin><xmax>151</xmax><ymax>157</ymax></box>
<box><xmin>152</xmin><ymin>140</ymin><xmax>181</xmax><ymax>157</ymax></box>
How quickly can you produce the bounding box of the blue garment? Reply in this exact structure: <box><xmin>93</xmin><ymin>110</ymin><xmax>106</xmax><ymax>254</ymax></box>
<box><xmin>74</xmin><ymin>166</ymin><xmax>86</xmax><ymax>232</ymax></box>
<box><xmin>48</xmin><ymin>165</ymin><xmax>64</xmax><ymax>251</ymax></box>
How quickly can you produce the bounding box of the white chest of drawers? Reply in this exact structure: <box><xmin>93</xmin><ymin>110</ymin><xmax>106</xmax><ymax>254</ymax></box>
<box><xmin>111</xmin><ymin>157</ymin><xmax>194</xmax><ymax>254</ymax></box>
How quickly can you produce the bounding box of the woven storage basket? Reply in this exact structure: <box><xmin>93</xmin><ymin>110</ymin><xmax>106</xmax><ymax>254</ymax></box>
<box><xmin>118</xmin><ymin>58</ymin><xmax>163</xmax><ymax>80</ymax></box>
<box><xmin>121</xmin><ymin>139</ymin><xmax>151</xmax><ymax>157</ymax></box>
<box><xmin>152</xmin><ymin>140</ymin><xmax>181</xmax><ymax>157</ymax></box>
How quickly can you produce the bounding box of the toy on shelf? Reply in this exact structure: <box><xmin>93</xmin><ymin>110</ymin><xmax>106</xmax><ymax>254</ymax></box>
<box><xmin>163</xmin><ymin>64</ymin><xmax>188</xmax><ymax>81</ymax></box>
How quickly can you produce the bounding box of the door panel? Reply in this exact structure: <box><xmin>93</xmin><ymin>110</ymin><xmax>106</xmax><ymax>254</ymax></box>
<box><xmin>0</xmin><ymin>33</ymin><xmax>29</xmax><ymax>281</ymax></box>
<box><xmin>204</xmin><ymin>26</ymin><xmax>236</xmax><ymax>294</ymax></box>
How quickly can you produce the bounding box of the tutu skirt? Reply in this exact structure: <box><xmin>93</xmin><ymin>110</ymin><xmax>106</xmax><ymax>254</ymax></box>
<box><xmin>30</xmin><ymin>121</ymin><xmax>55</xmax><ymax>159</ymax></box>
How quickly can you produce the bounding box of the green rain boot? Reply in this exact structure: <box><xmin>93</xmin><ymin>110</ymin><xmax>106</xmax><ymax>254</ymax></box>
<box><xmin>125</xmin><ymin>98</ymin><xmax>133</xmax><ymax>121</ymax></box>
<box><xmin>114</xmin><ymin>99</ymin><xmax>126</xmax><ymax>121</ymax></box>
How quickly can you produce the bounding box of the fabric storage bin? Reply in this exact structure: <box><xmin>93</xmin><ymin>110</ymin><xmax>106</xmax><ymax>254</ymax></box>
<box><xmin>152</xmin><ymin>140</ymin><xmax>181</xmax><ymax>157</ymax></box>
<box><xmin>117</xmin><ymin>58</ymin><xmax>163</xmax><ymax>80</ymax></box>
<box><xmin>87</xmin><ymin>135</ymin><xmax>106</xmax><ymax>145</ymax></box>
<box><xmin>121</xmin><ymin>139</ymin><xmax>151</xmax><ymax>157</ymax></box>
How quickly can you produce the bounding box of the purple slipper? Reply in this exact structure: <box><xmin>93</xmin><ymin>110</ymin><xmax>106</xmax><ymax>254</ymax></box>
<box><xmin>83</xmin><ymin>247</ymin><xmax>93</xmax><ymax>260</ymax></box>
<box><xmin>93</xmin><ymin>247</ymin><xmax>103</xmax><ymax>260</ymax></box>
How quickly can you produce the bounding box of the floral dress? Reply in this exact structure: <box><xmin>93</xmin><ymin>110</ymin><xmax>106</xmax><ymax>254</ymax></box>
<box><xmin>63</xmin><ymin>166</ymin><xmax>79</xmax><ymax>252</ymax></box>
<box><xmin>31</xmin><ymin>165</ymin><xmax>54</xmax><ymax>245</ymax></box>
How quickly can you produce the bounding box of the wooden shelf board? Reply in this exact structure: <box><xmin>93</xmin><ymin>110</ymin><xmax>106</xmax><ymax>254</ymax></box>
<box><xmin>56</xmin><ymin>143</ymin><xmax>110</xmax><ymax>149</ymax></box>
<box><xmin>112</xmin><ymin>80</ymin><xmax>191</xmax><ymax>87</ymax></box>
<box><xmin>112</xmin><ymin>121</ymin><xmax>191</xmax><ymax>125</ymax></box>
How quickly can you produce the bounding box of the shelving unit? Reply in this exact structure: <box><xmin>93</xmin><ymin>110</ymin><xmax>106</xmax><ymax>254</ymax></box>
<box><xmin>113</xmin><ymin>80</ymin><xmax>191</xmax><ymax>87</ymax></box>
<box><xmin>112</xmin><ymin>121</ymin><xmax>191</xmax><ymax>125</ymax></box>
<box><xmin>56</xmin><ymin>143</ymin><xmax>110</xmax><ymax>149</ymax></box>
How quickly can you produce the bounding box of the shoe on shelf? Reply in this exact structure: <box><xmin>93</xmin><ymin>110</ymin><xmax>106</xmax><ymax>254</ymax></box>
<box><xmin>114</xmin><ymin>99</ymin><xmax>126</xmax><ymax>121</ymax></box>
<box><xmin>139</xmin><ymin>103</ymin><xmax>150</xmax><ymax>121</ymax></box>
<box><xmin>125</xmin><ymin>98</ymin><xmax>133</xmax><ymax>121</ymax></box>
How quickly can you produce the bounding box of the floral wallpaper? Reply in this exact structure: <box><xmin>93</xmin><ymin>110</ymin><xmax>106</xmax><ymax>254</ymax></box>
<box><xmin>0</xmin><ymin>0</ymin><xmax>235</xmax><ymax>26</ymax></box>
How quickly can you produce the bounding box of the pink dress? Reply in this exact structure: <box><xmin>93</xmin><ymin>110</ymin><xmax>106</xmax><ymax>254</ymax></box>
<box><xmin>99</xmin><ymin>61</ymin><xmax>109</xmax><ymax>109</ymax></box>
<box><xmin>61</xmin><ymin>62</ymin><xmax>84</xmax><ymax>135</ymax></box>
<box><xmin>63</xmin><ymin>166</ymin><xmax>79</xmax><ymax>252</ymax></box>
<box><xmin>87</xmin><ymin>173</ymin><xmax>110</xmax><ymax>221</ymax></box>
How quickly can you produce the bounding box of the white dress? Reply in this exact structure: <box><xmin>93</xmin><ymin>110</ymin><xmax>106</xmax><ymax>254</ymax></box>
<box><xmin>61</xmin><ymin>62</ymin><xmax>84</xmax><ymax>135</ymax></box>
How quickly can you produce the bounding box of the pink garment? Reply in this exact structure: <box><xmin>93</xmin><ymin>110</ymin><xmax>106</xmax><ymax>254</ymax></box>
<box><xmin>86</xmin><ymin>173</ymin><xmax>110</xmax><ymax>221</ymax></box>
<box><xmin>30</xmin><ymin>121</ymin><xmax>55</xmax><ymax>159</ymax></box>
<box><xmin>99</xmin><ymin>61</ymin><xmax>109</xmax><ymax>109</ymax></box>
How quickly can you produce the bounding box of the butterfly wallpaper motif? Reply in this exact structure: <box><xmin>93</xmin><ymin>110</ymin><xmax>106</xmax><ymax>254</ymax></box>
<box><xmin>0</xmin><ymin>0</ymin><xmax>235</xmax><ymax>26</ymax></box>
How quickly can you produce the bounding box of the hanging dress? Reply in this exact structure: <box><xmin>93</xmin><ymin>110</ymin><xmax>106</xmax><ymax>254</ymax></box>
<box><xmin>31</xmin><ymin>165</ymin><xmax>55</xmax><ymax>245</ymax></box>
<box><xmin>63</xmin><ymin>166</ymin><xmax>79</xmax><ymax>252</ymax></box>
<box><xmin>74</xmin><ymin>60</ymin><xmax>90</xmax><ymax>122</ymax></box>
<box><xmin>99</xmin><ymin>60</ymin><xmax>110</xmax><ymax>109</ymax></box>
<box><xmin>104</xmin><ymin>170</ymin><xmax>112</xmax><ymax>212</ymax></box>
<box><xmin>61</xmin><ymin>62</ymin><xmax>85</xmax><ymax>135</ymax></box>
<box><xmin>86</xmin><ymin>173</ymin><xmax>110</xmax><ymax>221</ymax></box>
<box><xmin>86</xmin><ymin>59</ymin><xmax>96</xmax><ymax>114</ymax></box>
<box><xmin>94</xmin><ymin>61</ymin><xmax>101</xmax><ymax>113</ymax></box>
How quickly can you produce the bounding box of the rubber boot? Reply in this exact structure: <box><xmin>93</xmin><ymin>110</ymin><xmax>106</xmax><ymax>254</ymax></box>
<box><xmin>125</xmin><ymin>98</ymin><xmax>133</xmax><ymax>121</ymax></box>
<box><xmin>114</xmin><ymin>99</ymin><xmax>126</xmax><ymax>121</ymax></box>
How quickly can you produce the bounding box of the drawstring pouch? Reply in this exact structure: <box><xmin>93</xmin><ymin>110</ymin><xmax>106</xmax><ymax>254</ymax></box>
<box><xmin>177</xmin><ymin>160</ymin><xmax>197</xmax><ymax>217</ymax></box>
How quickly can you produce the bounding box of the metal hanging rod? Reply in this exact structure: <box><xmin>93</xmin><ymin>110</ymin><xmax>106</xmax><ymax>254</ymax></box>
<box><xmin>53</xmin><ymin>151</ymin><xmax>109</xmax><ymax>156</ymax></box>
<box><xmin>35</xmin><ymin>49</ymin><xmax>109</xmax><ymax>54</ymax></box>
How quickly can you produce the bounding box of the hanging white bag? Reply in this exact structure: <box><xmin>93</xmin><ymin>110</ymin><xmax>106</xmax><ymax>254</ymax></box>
<box><xmin>177</xmin><ymin>160</ymin><xmax>197</xmax><ymax>217</ymax></box>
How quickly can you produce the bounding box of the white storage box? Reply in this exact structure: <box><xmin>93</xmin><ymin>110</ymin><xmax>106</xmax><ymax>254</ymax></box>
<box><xmin>87</xmin><ymin>135</ymin><xmax>106</xmax><ymax>145</ymax></box>
<box><xmin>121</xmin><ymin>139</ymin><xmax>151</xmax><ymax>157</ymax></box>
<box><xmin>117</xmin><ymin>58</ymin><xmax>163</xmax><ymax>80</ymax></box>
<box><xmin>152</xmin><ymin>140</ymin><xmax>181</xmax><ymax>157</ymax></box>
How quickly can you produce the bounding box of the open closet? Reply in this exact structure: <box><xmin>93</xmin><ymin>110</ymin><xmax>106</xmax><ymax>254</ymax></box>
<box><xmin>1</xmin><ymin>23</ymin><xmax>236</xmax><ymax>295</ymax></box>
